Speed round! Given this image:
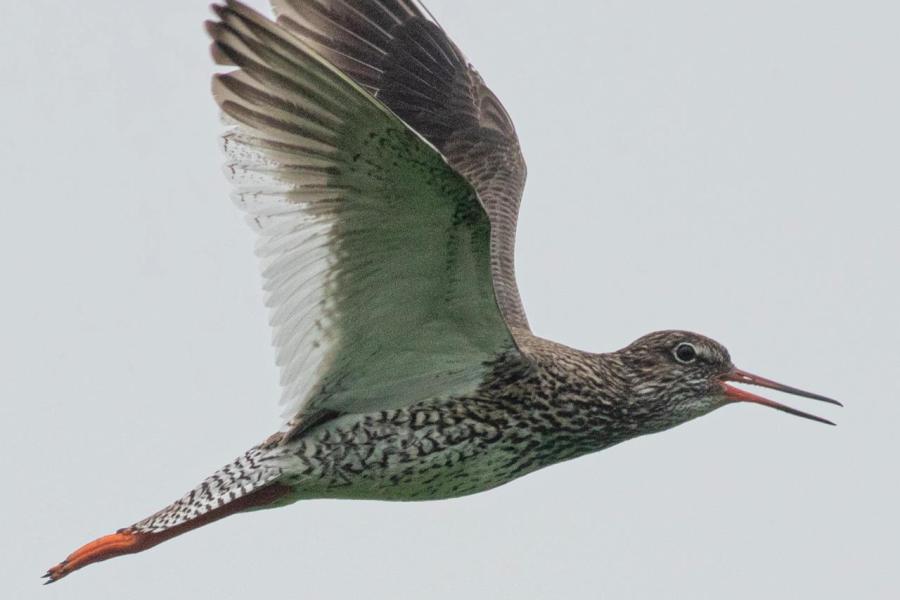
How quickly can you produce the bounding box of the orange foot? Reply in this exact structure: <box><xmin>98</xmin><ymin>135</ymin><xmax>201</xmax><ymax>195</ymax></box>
<box><xmin>44</xmin><ymin>529</ymin><xmax>148</xmax><ymax>584</ymax></box>
<box><xmin>44</xmin><ymin>483</ymin><xmax>291</xmax><ymax>583</ymax></box>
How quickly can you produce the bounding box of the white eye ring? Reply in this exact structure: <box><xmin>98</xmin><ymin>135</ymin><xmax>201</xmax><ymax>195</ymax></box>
<box><xmin>673</xmin><ymin>342</ymin><xmax>698</xmax><ymax>364</ymax></box>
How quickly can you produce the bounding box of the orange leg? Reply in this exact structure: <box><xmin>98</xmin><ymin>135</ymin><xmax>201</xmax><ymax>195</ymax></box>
<box><xmin>44</xmin><ymin>483</ymin><xmax>291</xmax><ymax>583</ymax></box>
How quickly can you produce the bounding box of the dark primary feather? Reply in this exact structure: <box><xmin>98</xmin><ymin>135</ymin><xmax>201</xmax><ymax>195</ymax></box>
<box><xmin>270</xmin><ymin>0</ymin><xmax>531</xmax><ymax>332</ymax></box>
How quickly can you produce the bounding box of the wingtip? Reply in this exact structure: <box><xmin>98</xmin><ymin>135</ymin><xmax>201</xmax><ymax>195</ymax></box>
<box><xmin>206</xmin><ymin>20</ymin><xmax>236</xmax><ymax>66</ymax></box>
<box><xmin>210</xmin><ymin>2</ymin><xmax>226</xmax><ymax>15</ymax></box>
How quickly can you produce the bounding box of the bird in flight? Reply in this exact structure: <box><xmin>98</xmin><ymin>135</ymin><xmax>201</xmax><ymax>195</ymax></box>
<box><xmin>45</xmin><ymin>0</ymin><xmax>840</xmax><ymax>583</ymax></box>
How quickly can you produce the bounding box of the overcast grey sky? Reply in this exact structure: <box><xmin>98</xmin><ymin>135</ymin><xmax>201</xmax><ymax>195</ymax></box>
<box><xmin>2</xmin><ymin>1</ymin><xmax>898</xmax><ymax>598</ymax></box>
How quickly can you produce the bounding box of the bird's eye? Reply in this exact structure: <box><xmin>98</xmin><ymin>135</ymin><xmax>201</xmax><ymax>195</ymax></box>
<box><xmin>673</xmin><ymin>342</ymin><xmax>698</xmax><ymax>364</ymax></box>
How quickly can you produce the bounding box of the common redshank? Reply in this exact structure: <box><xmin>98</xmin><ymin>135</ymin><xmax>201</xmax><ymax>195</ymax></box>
<box><xmin>45</xmin><ymin>0</ymin><xmax>840</xmax><ymax>583</ymax></box>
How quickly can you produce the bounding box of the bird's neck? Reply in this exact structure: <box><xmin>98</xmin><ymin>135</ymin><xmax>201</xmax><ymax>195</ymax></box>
<box><xmin>480</xmin><ymin>337</ymin><xmax>646</xmax><ymax>465</ymax></box>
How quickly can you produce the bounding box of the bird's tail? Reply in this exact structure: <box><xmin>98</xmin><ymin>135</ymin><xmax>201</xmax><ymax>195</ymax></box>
<box><xmin>44</xmin><ymin>442</ymin><xmax>290</xmax><ymax>583</ymax></box>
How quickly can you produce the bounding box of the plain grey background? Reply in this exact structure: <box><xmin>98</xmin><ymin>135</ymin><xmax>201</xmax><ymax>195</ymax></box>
<box><xmin>2</xmin><ymin>1</ymin><xmax>898</xmax><ymax>598</ymax></box>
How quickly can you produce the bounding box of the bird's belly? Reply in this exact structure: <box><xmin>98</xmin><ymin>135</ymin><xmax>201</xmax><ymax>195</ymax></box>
<box><xmin>275</xmin><ymin>404</ymin><xmax>537</xmax><ymax>501</ymax></box>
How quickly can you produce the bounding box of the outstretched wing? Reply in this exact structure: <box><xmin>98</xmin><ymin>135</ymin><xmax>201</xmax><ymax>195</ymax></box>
<box><xmin>206</xmin><ymin>1</ymin><xmax>518</xmax><ymax>426</ymax></box>
<box><xmin>271</xmin><ymin>0</ymin><xmax>530</xmax><ymax>331</ymax></box>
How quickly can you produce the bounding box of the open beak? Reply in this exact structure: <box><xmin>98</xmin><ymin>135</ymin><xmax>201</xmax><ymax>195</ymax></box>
<box><xmin>721</xmin><ymin>368</ymin><xmax>842</xmax><ymax>426</ymax></box>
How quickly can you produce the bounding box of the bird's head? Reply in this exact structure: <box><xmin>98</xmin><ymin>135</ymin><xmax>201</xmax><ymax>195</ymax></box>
<box><xmin>616</xmin><ymin>330</ymin><xmax>840</xmax><ymax>431</ymax></box>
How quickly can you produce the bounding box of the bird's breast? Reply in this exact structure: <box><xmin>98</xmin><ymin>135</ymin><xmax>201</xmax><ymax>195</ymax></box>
<box><xmin>272</xmin><ymin>391</ymin><xmax>622</xmax><ymax>501</ymax></box>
